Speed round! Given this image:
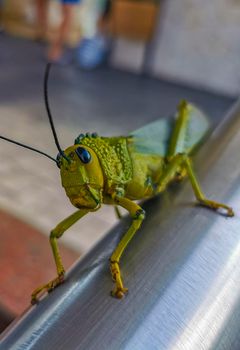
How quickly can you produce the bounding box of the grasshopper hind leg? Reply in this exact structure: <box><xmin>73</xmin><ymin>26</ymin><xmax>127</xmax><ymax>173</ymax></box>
<box><xmin>163</xmin><ymin>101</ymin><xmax>234</xmax><ymax>217</ymax></box>
<box><xmin>157</xmin><ymin>154</ymin><xmax>234</xmax><ymax>217</ymax></box>
<box><xmin>184</xmin><ymin>156</ymin><xmax>234</xmax><ymax>217</ymax></box>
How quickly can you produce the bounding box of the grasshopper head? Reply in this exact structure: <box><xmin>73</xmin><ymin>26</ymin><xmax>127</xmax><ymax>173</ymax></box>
<box><xmin>57</xmin><ymin>145</ymin><xmax>104</xmax><ymax>210</ymax></box>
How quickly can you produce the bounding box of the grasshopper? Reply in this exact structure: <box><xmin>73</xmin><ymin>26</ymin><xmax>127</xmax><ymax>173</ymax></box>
<box><xmin>0</xmin><ymin>63</ymin><xmax>234</xmax><ymax>303</ymax></box>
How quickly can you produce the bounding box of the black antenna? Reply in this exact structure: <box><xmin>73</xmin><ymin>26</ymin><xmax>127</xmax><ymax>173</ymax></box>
<box><xmin>0</xmin><ymin>135</ymin><xmax>57</xmax><ymax>163</ymax></box>
<box><xmin>0</xmin><ymin>64</ymin><xmax>68</xmax><ymax>165</ymax></box>
<box><xmin>44</xmin><ymin>63</ymin><xmax>69</xmax><ymax>162</ymax></box>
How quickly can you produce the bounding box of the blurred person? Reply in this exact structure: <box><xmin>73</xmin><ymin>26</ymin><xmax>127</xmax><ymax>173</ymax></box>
<box><xmin>98</xmin><ymin>0</ymin><xmax>111</xmax><ymax>35</ymax></box>
<box><xmin>0</xmin><ymin>0</ymin><xmax>4</xmax><ymax>32</ymax></box>
<box><xmin>36</xmin><ymin>0</ymin><xmax>81</xmax><ymax>62</ymax></box>
<box><xmin>76</xmin><ymin>0</ymin><xmax>112</xmax><ymax>69</ymax></box>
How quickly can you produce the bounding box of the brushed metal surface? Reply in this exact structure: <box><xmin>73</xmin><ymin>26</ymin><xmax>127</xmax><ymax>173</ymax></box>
<box><xmin>1</xmin><ymin>102</ymin><xmax>240</xmax><ymax>350</ymax></box>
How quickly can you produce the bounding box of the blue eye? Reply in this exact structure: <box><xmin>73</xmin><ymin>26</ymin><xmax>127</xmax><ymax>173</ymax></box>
<box><xmin>75</xmin><ymin>147</ymin><xmax>91</xmax><ymax>164</ymax></box>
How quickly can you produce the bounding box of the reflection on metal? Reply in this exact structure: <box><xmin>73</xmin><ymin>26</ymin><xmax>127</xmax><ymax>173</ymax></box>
<box><xmin>1</xmin><ymin>102</ymin><xmax>240</xmax><ymax>350</ymax></box>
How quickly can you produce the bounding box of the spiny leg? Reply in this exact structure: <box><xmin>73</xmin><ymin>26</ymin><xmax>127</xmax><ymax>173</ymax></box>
<box><xmin>110</xmin><ymin>196</ymin><xmax>145</xmax><ymax>298</ymax></box>
<box><xmin>157</xmin><ymin>154</ymin><xmax>233</xmax><ymax>217</ymax></box>
<box><xmin>164</xmin><ymin>100</ymin><xmax>233</xmax><ymax>216</ymax></box>
<box><xmin>153</xmin><ymin>99</ymin><xmax>234</xmax><ymax>216</ymax></box>
<box><xmin>31</xmin><ymin>209</ymin><xmax>89</xmax><ymax>304</ymax></box>
<box><xmin>184</xmin><ymin>156</ymin><xmax>234</xmax><ymax>216</ymax></box>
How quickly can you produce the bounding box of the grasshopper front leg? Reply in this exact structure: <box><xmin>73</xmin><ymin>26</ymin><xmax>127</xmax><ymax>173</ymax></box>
<box><xmin>31</xmin><ymin>209</ymin><xmax>89</xmax><ymax>304</ymax></box>
<box><xmin>114</xmin><ymin>205</ymin><xmax>122</xmax><ymax>219</ymax></box>
<box><xmin>110</xmin><ymin>196</ymin><xmax>145</xmax><ymax>298</ymax></box>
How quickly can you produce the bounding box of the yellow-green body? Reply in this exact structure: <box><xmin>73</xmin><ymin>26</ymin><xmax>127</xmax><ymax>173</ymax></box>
<box><xmin>59</xmin><ymin>99</ymin><xmax>210</xmax><ymax>209</ymax></box>
<box><xmin>30</xmin><ymin>101</ymin><xmax>234</xmax><ymax>302</ymax></box>
<box><xmin>61</xmin><ymin>137</ymin><xmax>165</xmax><ymax>208</ymax></box>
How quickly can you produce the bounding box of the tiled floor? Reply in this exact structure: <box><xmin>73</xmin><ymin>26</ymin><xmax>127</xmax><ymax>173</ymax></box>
<box><xmin>0</xmin><ymin>33</ymin><xmax>235</xmax><ymax>255</ymax></box>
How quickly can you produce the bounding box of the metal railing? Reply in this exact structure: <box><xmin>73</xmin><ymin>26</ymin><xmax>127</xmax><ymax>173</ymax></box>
<box><xmin>1</xmin><ymin>101</ymin><xmax>240</xmax><ymax>350</ymax></box>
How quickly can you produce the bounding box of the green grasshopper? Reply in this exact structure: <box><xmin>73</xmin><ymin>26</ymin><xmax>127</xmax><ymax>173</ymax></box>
<box><xmin>0</xmin><ymin>63</ymin><xmax>234</xmax><ymax>303</ymax></box>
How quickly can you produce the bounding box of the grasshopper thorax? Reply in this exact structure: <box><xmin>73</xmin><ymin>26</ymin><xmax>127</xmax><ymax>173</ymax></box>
<box><xmin>57</xmin><ymin>144</ymin><xmax>104</xmax><ymax>210</ymax></box>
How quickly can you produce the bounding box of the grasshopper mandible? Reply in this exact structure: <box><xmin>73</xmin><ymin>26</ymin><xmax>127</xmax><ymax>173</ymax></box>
<box><xmin>0</xmin><ymin>63</ymin><xmax>234</xmax><ymax>303</ymax></box>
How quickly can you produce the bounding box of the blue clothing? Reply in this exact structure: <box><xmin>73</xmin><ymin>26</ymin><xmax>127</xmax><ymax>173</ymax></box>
<box><xmin>61</xmin><ymin>0</ymin><xmax>80</xmax><ymax>3</ymax></box>
<box><xmin>77</xmin><ymin>35</ymin><xmax>109</xmax><ymax>69</ymax></box>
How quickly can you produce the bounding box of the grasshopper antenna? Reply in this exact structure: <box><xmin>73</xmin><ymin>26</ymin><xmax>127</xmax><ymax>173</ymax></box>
<box><xmin>44</xmin><ymin>63</ymin><xmax>69</xmax><ymax>162</ymax></box>
<box><xmin>0</xmin><ymin>135</ymin><xmax>57</xmax><ymax>163</ymax></box>
<box><xmin>0</xmin><ymin>64</ymin><xmax>68</xmax><ymax>165</ymax></box>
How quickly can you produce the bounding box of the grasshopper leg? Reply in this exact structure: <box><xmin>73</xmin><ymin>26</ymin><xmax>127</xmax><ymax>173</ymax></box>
<box><xmin>31</xmin><ymin>274</ymin><xmax>65</xmax><ymax>305</ymax></box>
<box><xmin>31</xmin><ymin>209</ymin><xmax>88</xmax><ymax>304</ymax></box>
<box><xmin>114</xmin><ymin>206</ymin><xmax>122</xmax><ymax>219</ymax></box>
<box><xmin>165</xmin><ymin>101</ymin><xmax>233</xmax><ymax>216</ymax></box>
<box><xmin>184</xmin><ymin>156</ymin><xmax>234</xmax><ymax>216</ymax></box>
<box><xmin>157</xmin><ymin>154</ymin><xmax>234</xmax><ymax>217</ymax></box>
<box><xmin>110</xmin><ymin>196</ymin><xmax>145</xmax><ymax>298</ymax></box>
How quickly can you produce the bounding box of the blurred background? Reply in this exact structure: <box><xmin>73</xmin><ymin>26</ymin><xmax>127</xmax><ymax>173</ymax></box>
<box><xmin>0</xmin><ymin>0</ymin><xmax>239</xmax><ymax>329</ymax></box>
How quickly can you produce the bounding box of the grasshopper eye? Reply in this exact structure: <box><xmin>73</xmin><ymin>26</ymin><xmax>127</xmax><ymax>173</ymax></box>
<box><xmin>75</xmin><ymin>147</ymin><xmax>91</xmax><ymax>164</ymax></box>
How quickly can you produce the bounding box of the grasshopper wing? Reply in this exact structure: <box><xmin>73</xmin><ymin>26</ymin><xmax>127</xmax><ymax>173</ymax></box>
<box><xmin>130</xmin><ymin>118</ymin><xmax>174</xmax><ymax>156</ymax></box>
<box><xmin>130</xmin><ymin>102</ymin><xmax>210</xmax><ymax>157</ymax></box>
